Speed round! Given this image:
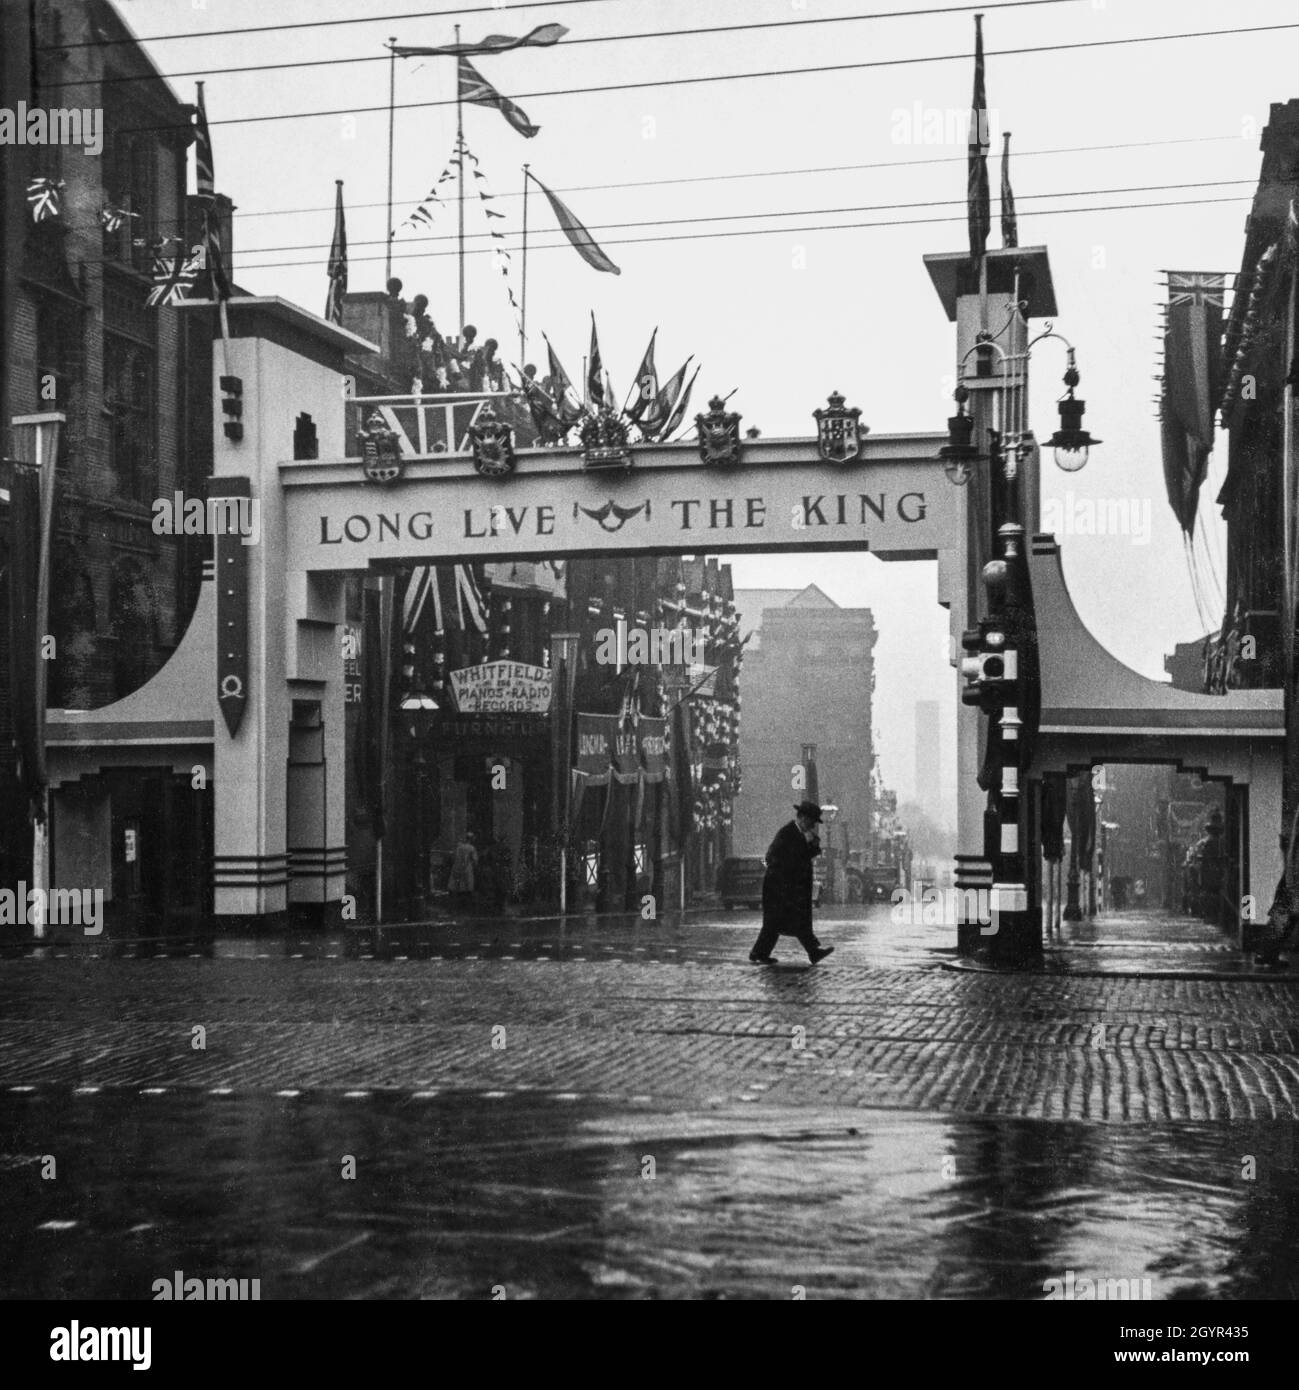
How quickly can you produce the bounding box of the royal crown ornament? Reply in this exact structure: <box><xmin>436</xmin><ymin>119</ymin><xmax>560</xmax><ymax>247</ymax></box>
<box><xmin>580</xmin><ymin>409</ymin><xmax>632</xmax><ymax>470</ymax></box>
<box><xmin>814</xmin><ymin>390</ymin><xmax>868</xmax><ymax>464</ymax></box>
<box><xmin>468</xmin><ymin>403</ymin><xmax>517</xmax><ymax>478</ymax></box>
<box><xmin>359</xmin><ymin>409</ymin><xmax>405</xmax><ymax>484</ymax></box>
<box><xmin>696</xmin><ymin>396</ymin><xmax>743</xmax><ymax>467</ymax></box>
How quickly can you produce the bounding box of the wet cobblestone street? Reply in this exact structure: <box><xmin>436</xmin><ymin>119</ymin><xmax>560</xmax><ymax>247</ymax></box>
<box><xmin>2</xmin><ymin>908</ymin><xmax>1298</xmax><ymax>1298</ymax></box>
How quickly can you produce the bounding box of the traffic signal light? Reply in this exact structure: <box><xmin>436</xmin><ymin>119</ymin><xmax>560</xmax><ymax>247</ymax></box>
<box><xmin>220</xmin><ymin>374</ymin><xmax>243</xmax><ymax>442</ymax></box>
<box><xmin>960</xmin><ymin>622</ymin><xmax>1017</xmax><ymax>712</ymax></box>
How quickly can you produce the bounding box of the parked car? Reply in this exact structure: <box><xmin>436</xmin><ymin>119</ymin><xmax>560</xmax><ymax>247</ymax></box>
<box><xmin>717</xmin><ymin>856</ymin><xmax>765</xmax><ymax>909</ymax></box>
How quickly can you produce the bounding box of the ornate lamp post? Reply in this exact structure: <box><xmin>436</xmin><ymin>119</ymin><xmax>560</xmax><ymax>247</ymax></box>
<box><xmin>939</xmin><ymin>301</ymin><xmax>1101</xmax><ymax>959</ymax></box>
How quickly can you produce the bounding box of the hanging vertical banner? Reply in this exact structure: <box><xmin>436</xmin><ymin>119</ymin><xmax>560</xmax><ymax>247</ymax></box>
<box><xmin>574</xmin><ymin>713</ymin><xmax>617</xmax><ymax>787</ymax></box>
<box><xmin>613</xmin><ymin>719</ymin><xmax>641</xmax><ymax>785</ymax></box>
<box><xmin>212</xmin><ymin>476</ymin><xmax>251</xmax><ymax>737</ymax></box>
<box><xmin>638</xmin><ymin>716</ymin><xmax>668</xmax><ymax>783</ymax></box>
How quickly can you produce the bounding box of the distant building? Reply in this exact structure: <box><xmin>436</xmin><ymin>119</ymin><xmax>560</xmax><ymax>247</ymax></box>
<box><xmin>731</xmin><ymin>585</ymin><xmax>877</xmax><ymax>862</ymax></box>
<box><xmin>913</xmin><ymin>700</ymin><xmax>941</xmax><ymax>824</ymax></box>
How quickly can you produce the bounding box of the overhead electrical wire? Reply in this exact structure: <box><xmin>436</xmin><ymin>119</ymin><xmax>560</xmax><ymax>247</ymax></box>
<box><xmin>235</xmin><ymin>178</ymin><xmax>1258</xmax><ymax>259</ymax></box>
<box><xmin>228</xmin><ymin>132</ymin><xmax>1247</xmax><ymax>225</ymax></box>
<box><xmin>221</xmin><ymin>193</ymin><xmax>1257</xmax><ymax>277</ymax></box>
<box><xmin>43</xmin><ymin>0</ymin><xmax>1091</xmax><ymax>88</ymax></box>
<box><xmin>39</xmin><ymin>0</ymin><xmax>1090</xmax><ymax>55</ymax></box>
<box><xmin>60</xmin><ymin>179</ymin><xmax>1255</xmax><ymax>269</ymax></box>
<box><xmin>111</xmin><ymin>19</ymin><xmax>1299</xmax><ymax>135</ymax></box>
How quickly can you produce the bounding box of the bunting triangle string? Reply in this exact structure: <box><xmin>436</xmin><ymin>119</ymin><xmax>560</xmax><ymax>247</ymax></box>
<box><xmin>461</xmin><ymin>139</ymin><xmax>523</xmax><ymax>339</ymax></box>
<box><xmin>399</xmin><ymin>138</ymin><xmax>461</xmax><ymax>232</ymax></box>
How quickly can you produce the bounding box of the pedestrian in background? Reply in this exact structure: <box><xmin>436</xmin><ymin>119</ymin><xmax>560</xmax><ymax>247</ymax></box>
<box><xmin>448</xmin><ymin>830</ymin><xmax>478</xmax><ymax>912</ymax></box>
<box><xmin>749</xmin><ymin>801</ymin><xmax>835</xmax><ymax>965</ymax></box>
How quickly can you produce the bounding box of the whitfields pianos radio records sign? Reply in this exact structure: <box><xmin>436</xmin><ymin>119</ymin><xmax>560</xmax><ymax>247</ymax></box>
<box><xmin>450</xmin><ymin>660</ymin><xmax>554</xmax><ymax>714</ymax></box>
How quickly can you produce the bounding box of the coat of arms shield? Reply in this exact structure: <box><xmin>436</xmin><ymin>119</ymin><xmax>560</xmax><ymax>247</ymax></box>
<box><xmin>814</xmin><ymin>391</ymin><xmax>867</xmax><ymax>463</ymax></box>
<box><xmin>695</xmin><ymin>396</ymin><xmax>742</xmax><ymax>467</ymax></box>
<box><xmin>468</xmin><ymin>404</ymin><xmax>517</xmax><ymax>477</ymax></box>
<box><xmin>359</xmin><ymin>409</ymin><xmax>405</xmax><ymax>484</ymax></box>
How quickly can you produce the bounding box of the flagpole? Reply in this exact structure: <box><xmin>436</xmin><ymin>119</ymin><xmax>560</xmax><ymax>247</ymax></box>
<box><xmin>520</xmin><ymin>164</ymin><xmax>530</xmax><ymax>368</ymax></box>
<box><xmin>196</xmin><ymin>82</ymin><xmax>232</xmax><ymax>378</ymax></box>
<box><xmin>456</xmin><ymin>24</ymin><xmax>466</xmax><ymax>334</ymax></box>
<box><xmin>385</xmin><ymin>38</ymin><xmax>397</xmax><ymax>286</ymax></box>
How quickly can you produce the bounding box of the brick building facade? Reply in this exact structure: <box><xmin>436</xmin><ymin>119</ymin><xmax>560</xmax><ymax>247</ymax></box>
<box><xmin>2</xmin><ymin>0</ymin><xmax>220</xmax><ymax>924</ymax></box>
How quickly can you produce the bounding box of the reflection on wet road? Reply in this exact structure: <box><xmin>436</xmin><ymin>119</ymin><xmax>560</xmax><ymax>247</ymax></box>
<box><xmin>2</xmin><ymin>1091</ymin><xmax>1296</xmax><ymax>1299</ymax></box>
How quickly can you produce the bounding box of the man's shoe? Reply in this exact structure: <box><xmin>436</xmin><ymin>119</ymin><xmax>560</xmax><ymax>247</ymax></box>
<box><xmin>808</xmin><ymin>946</ymin><xmax>835</xmax><ymax>964</ymax></box>
<box><xmin>748</xmin><ymin>954</ymin><xmax>778</xmax><ymax>965</ymax></box>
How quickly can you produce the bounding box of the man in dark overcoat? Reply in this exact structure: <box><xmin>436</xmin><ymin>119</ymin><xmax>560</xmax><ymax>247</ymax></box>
<box><xmin>748</xmin><ymin>801</ymin><xmax>835</xmax><ymax>965</ymax></box>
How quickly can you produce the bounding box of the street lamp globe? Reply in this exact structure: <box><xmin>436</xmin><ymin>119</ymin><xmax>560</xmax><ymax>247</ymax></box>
<box><xmin>1047</xmin><ymin>361</ymin><xmax>1100</xmax><ymax>473</ymax></box>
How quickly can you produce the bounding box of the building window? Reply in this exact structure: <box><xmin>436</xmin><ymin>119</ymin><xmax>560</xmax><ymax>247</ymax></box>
<box><xmin>101</xmin><ymin>119</ymin><xmax>158</xmax><ymax>271</ymax></box>
<box><xmin>105</xmin><ymin>339</ymin><xmax>157</xmax><ymax>502</ymax></box>
<box><xmin>35</xmin><ymin>297</ymin><xmax>80</xmax><ymax>413</ymax></box>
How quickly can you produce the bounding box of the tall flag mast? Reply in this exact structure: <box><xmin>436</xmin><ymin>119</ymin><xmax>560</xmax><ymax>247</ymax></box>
<box><xmin>967</xmin><ymin>14</ymin><xmax>991</xmax><ymax>324</ymax></box>
<box><xmin>391</xmin><ymin>23</ymin><xmax>565</xmax><ymax>339</ymax></box>
<box><xmin>385</xmin><ymin>38</ymin><xmax>397</xmax><ymax>286</ymax></box>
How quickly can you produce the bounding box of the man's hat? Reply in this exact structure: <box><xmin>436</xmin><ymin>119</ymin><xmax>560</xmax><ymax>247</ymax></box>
<box><xmin>793</xmin><ymin>800</ymin><xmax>823</xmax><ymax>823</ymax></box>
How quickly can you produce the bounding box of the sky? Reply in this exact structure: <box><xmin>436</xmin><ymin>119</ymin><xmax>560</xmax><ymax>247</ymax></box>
<box><xmin>112</xmin><ymin>0</ymin><xmax>1295</xmax><ymax>822</ymax></box>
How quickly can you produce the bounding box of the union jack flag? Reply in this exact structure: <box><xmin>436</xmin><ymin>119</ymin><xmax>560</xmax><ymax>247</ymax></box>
<box><xmin>458</xmin><ymin>57</ymin><xmax>539</xmax><ymax>138</ymax></box>
<box><xmin>100</xmin><ymin>203</ymin><xmax>139</xmax><ymax>233</ymax></box>
<box><xmin>1168</xmin><ymin>272</ymin><xmax>1225</xmax><ymax>307</ymax></box>
<box><xmin>27</xmin><ymin>177</ymin><xmax>65</xmax><ymax>222</ymax></box>
<box><xmin>193</xmin><ymin>83</ymin><xmax>232</xmax><ymax>299</ymax></box>
<box><xmin>146</xmin><ymin>243</ymin><xmax>205</xmax><ymax>307</ymax></box>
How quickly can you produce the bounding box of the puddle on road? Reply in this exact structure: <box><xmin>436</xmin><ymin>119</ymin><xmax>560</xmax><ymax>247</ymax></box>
<box><xmin>1</xmin><ymin>1092</ymin><xmax>1295</xmax><ymax>1299</ymax></box>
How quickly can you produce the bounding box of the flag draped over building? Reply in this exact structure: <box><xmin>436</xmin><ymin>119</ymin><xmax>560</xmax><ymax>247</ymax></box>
<box><xmin>459</xmin><ymin>57</ymin><xmax>539</xmax><ymax>138</ymax></box>
<box><xmin>193</xmin><ymin>83</ymin><xmax>231</xmax><ymax>299</ymax></box>
<box><xmin>147</xmin><ymin>243</ymin><xmax>203</xmax><ymax>307</ymax></box>
<box><xmin>325</xmin><ymin>180</ymin><xmax>347</xmax><ymax>324</ymax></box>
<box><xmin>26</xmin><ymin>176</ymin><xmax>63</xmax><ymax>222</ymax></box>
<box><xmin>399</xmin><ymin>564</ymin><xmax>491</xmax><ymax>702</ymax></box>
<box><xmin>1160</xmin><ymin>271</ymin><xmax>1225</xmax><ymax>533</ymax></box>
<box><xmin>967</xmin><ymin>14</ymin><xmax>990</xmax><ymax>272</ymax></box>
<box><xmin>530</xmin><ymin>174</ymin><xmax>621</xmax><ymax>275</ymax></box>
<box><xmin>1000</xmin><ymin>130</ymin><xmax>1017</xmax><ymax>248</ymax></box>
<box><xmin>393</xmin><ymin>23</ymin><xmax>568</xmax><ymax>57</ymax></box>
